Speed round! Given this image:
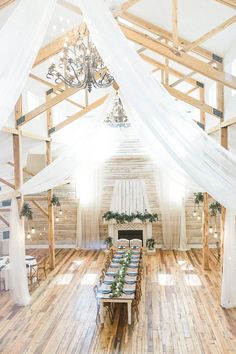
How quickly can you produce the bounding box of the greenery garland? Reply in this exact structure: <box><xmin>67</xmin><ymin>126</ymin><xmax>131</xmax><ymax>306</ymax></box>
<box><xmin>20</xmin><ymin>203</ymin><xmax>33</xmax><ymax>220</ymax></box>
<box><xmin>110</xmin><ymin>250</ymin><xmax>132</xmax><ymax>297</ymax></box>
<box><xmin>103</xmin><ymin>210</ymin><xmax>158</xmax><ymax>224</ymax></box>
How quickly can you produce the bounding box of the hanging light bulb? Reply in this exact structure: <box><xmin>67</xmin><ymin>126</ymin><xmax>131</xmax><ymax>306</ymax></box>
<box><xmin>193</xmin><ymin>210</ymin><xmax>197</xmax><ymax>216</ymax></box>
<box><xmin>197</xmin><ymin>215</ymin><xmax>201</xmax><ymax>220</ymax></box>
<box><xmin>214</xmin><ymin>231</ymin><xmax>218</xmax><ymax>239</ymax></box>
<box><xmin>56</xmin><ymin>216</ymin><xmax>59</xmax><ymax>222</ymax></box>
<box><xmin>209</xmin><ymin>226</ymin><xmax>213</xmax><ymax>233</ymax></box>
<box><xmin>27</xmin><ymin>232</ymin><xmax>31</xmax><ymax>240</ymax></box>
<box><xmin>31</xmin><ymin>227</ymin><xmax>35</xmax><ymax>234</ymax></box>
<box><xmin>59</xmin><ymin>208</ymin><xmax>63</xmax><ymax>215</ymax></box>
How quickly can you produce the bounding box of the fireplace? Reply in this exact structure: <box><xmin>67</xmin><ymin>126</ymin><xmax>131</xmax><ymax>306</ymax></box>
<box><xmin>118</xmin><ymin>230</ymin><xmax>143</xmax><ymax>245</ymax></box>
<box><xmin>108</xmin><ymin>222</ymin><xmax>152</xmax><ymax>246</ymax></box>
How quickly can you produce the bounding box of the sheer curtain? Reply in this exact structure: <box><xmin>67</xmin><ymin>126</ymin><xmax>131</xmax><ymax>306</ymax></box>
<box><xmin>0</xmin><ymin>0</ymin><xmax>56</xmax><ymax>129</ymax></box>
<box><xmin>9</xmin><ymin>199</ymin><xmax>30</xmax><ymax>306</ymax></box>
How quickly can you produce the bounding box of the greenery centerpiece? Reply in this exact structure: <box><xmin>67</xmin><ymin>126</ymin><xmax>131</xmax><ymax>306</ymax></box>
<box><xmin>103</xmin><ymin>210</ymin><xmax>158</xmax><ymax>224</ymax></box>
<box><xmin>110</xmin><ymin>250</ymin><xmax>132</xmax><ymax>297</ymax></box>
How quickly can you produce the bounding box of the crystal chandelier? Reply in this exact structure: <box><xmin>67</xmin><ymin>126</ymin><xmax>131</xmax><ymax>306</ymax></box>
<box><xmin>104</xmin><ymin>93</ymin><xmax>130</xmax><ymax>128</ymax></box>
<box><xmin>46</xmin><ymin>29</ymin><xmax>114</xmax><ymax>92</ymax></box>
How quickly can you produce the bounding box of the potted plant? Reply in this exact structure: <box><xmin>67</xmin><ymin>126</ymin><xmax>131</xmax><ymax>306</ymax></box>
<box><xmin>104</xmin><ymin>236</ymin><xmax>113</xmax><ymax>250</ymax></box>
<box><xmin>146</xmin><ymin>238</ymin><xmax>156</xmax><ymax>254</ymax></box>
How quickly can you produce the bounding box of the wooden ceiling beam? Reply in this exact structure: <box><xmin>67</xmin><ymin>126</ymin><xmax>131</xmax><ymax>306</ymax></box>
<box><xmin>7</xmin><ymin>161</ymin><xmax>35</xmax><ymax>177</ymax></box>
<box><xmin>0</xmin><ymin>215</ymin><xmax>9</xmax><ymax>227</ymax></box>
<box><xmin>214</xmin><ymin>0</ymin><xmax>236</xmax><ymax>9</ymax></box>
<box><xmin>172</xmin><ymin>0</ymin><xmax>178</xmax><ymax>49</ymax></box>
<box><xmin>49</xmin><ymin>94</ymin><xmax>109</xmax><ymax>134</ymax></box>
<box><xmin>0</xmin><ymin>178</ymin><xmax>15</xmax><ymax>189</ymax></box>
<box><xmin>0</xmin><ymin>0</ymin><xmax>14</xmax><ymax>10</ymax></box>
<box><xmin>29</xmin><ymin>74</ymin><xmax>85</xmax><ymax>109</ymax></box>
<box><xmin>119</xmin><ymin>12</ymin><xmax>214</xmax><ymax>61</ymax></box>
<box><xmin>31</xmin><ymin>201</ymin><xmax>48</xmax><ymax>218</ymax></box>
<box><xmin>183</xmin><ymin>15</ymin><xmax>236</xmax><ymax>53</ymax></box>
<box><xmin>120</xmin><ymin>23</ymin><xmax>236</xmax><ymax>89</ymax></box>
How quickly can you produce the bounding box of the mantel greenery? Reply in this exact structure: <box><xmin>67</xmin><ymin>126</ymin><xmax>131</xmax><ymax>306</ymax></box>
<box><xmin>20</xmin><ymin>203</ymin><xmax>33</xmax><ymax>220</ymax></box>
<box><xmin>103</xmin><ymin>210</ymin><xmax>158</xmax><ymax>224</ymax></box>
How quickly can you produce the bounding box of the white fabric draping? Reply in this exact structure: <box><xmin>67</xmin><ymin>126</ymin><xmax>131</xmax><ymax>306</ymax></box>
<box><xmin>76</xmin><ymin>166</ymin><xmax>104</xmax><ymax>249</ymax></box>
<box><xmin>221</xmin><ymin>211</ymin><xmax>236</xmax><ymax>308</ymax></box>
<box><xmin>9</xmin><ymin>198</ymin><xmax>30</xmax><ymax>306</ymax></box>
<box><xmin>77</xmin><ymin>0</ymin><xmax>236</xmax><ymax>211</ymax></box>
<box><xmin>158</xmin><ymin>171</ymin><xmax>187</xmax><ymax>250</ymax></box>
<box><xmin>111</xmin><ymin>179</ymin><xmax>149</xmax><ymax>214</ymax></box>
<box><xmin>0</xmin><ymin>0</ymin><xmax>56</xmax><ymax>130</ymax></box>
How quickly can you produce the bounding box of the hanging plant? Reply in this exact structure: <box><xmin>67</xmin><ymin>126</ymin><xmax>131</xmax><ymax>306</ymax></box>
<box><xmin>194</xmin><ymin>192</ymin><xmax>204</xmax><ymax>205</ymax></box>
<box><xmin>209</xmin><ymin>201</ymin><xmax>221</xmax><ymax>216</ymax></box>
<box><xmin>102</xmin><ymin>210</ymin><xmax>158</xmax><ymax>224</ymax></box>
<box><xmin>51</xmin><ymin>194</ymin><xmax>60</xmax><ymax>207</ymax></box>
<box><xmin>20</xmin><ymin>203</ymin><xmax>33</xmax><ymax>220</ymax></box>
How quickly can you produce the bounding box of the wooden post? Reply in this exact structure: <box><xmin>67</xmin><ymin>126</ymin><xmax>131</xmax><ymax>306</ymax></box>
<box><xmin>199</xmin><ymin>86</ymin><xmax>206</xmax><ymax>126</ymax></box>
<box><xmin>164</xmin><ymin>40</ymin><xmax>169</xmax><ymax>86</ymax></box>
<box><xmin>202</xmin><ymin>192</ymin><xmax>210</xmax><ymax>270</ymax></box>
<box><xmin>46</xmin><ymin>90</ymin><xmax>55</xmax><ymax>269</ymax></box>
<box><xmin>217</xmin><ymin>61</ymin><xmax>227</xmax><ymax>272</ymax></box>
<box><xmin>14</xmin><ymin>97</ymin><xmax>23</xmax><ymax>210</ymax></box>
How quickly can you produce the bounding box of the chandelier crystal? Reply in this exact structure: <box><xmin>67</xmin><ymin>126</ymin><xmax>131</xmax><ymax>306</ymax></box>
<box><xmin>104</xmin><ymin>93</ymin><xmax>130</xmax><ymax>128</ymax></box>
<box><xmin>46</xmin><ymin>29</ymin><xmax>114</xmax><ymax>92</ymax></box>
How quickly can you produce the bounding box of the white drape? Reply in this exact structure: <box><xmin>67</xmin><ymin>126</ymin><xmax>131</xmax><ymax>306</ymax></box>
<box><xmin>9</xmin><ymin>199</ymin><xmax>30</xmax><ymax>306</ymax></box>
<box><xmin>221</xmin><ymin>210</ymin><xmax>236</xmax><ymax>308</ymax></box>
<box><xmin>0</xmin><ymin>0</ymin><xmax>56</xmax><ymax>129</ymax></box>
<box><xmin>77</xmin><ymin>0</ymin><xmax>236</xmax><ymax>211</ymax></box>
<box><xmin>111</xmin><ymin>179</ymin><xmax>149</xmax><ymax>214</ymax></box>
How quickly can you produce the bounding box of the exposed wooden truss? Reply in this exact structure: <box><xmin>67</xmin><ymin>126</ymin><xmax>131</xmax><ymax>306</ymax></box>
<box><xmin>0</xmin><ymin>215</ymin><xmax>9</xmax><ymax>227</ymax></box>
<box><xmin>214</xmin><ymin>0</ymin><xmax>236</xmax><ymax>9</ymax></box>
<box><xmin>0</xmin><ymin>178</ymin><xmax>15</xmax><ymax>189</ymax></box>
<box><xmin>183</xmin><ymin>15</ymin><xmax>236</xmax><ymax>53</ymax></box>
<box><xmin>172</xmin><ymin>0</ymin><xmax>178</xmax><ymax>49</ymax></box>
<box><xmin>0</xmin><ymin>0</ymin><xmax>14</xmax><ymax>10</ymax></box>
<box><xmin>31</xmin><ymin>201</ymin><xmax>48</xmax><ymax>218</ymax></box>
<box><xmin>119</xmin><ymin>23</ymin><xmax>236</xmax><ymax>90</ymax></box>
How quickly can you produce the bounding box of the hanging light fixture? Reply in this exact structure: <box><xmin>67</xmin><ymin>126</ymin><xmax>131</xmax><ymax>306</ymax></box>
<box><xmin>214</xmin><ymin>231</ymin><xmax>218</xmax><ymax>239</ymax></box>
<box><xmin>209</xmin><ymin>225</ymin><xmax>213</xmax><ymax>233</ymax></box>
<box><xmin>46</xmin><ymin>27</ymin><xmax>114</xmax><ymax>92</ymax></box>
<box><xmin>59</xmin><ymin>208</ymin><xmax>63</xmax><ymax>215</ymax></box>
<box><xmin>56</xmin><ymin>216</ymin><xmax>59</xmax><ymax>222</ymax></box>
<box><xmin>27</xmin><ymin>232</ymin><xmax>31</xmax><ymax>240</ymax></box>
<box><xmin>197</xmin><ymin>215</ymin><xmax>201</xmax><ymax>220</ymax></box>
<box><xmin>193</xmin><ymin>210</ymin><xmax>197</xmax><ymax>217</ymax></box>
<box><xmin>104</xmin><ymin>93</ymin><xmax>130</xmax><ymax>128</ymax></box>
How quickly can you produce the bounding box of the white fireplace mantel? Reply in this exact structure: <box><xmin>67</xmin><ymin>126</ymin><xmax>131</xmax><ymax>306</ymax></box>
<box><xmin>108</xmin><ymin>222</ymin><xmax>152</xmax><ymax>245</ymax></box>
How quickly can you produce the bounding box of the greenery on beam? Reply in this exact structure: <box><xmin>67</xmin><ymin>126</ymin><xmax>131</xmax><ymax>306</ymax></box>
<box><xmin>20</xmin><ymin>202</ymin><xmax>33</xmax><ymax>220</ymax></box>
<box><xmin>51</xmin><ymin>194</ymin><xmax>60</xmax><ymax>207</ymax></box>
<box><xmin>102</xmin><ymin>210</ymin><xmax>158</xmax><ymax>224</ymax></box>
<box><xmin>194</xmin><ymin>192</ymin><xmax>204</xmax><ymax>205</ymax></box>
<box><xmin>209</xmin><ymin>201</ymin><xmax>221</xmax><ymax>216</ymax></box>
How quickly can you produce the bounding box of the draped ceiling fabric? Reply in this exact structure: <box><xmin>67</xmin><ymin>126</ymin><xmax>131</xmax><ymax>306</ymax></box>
<box><xmin>111</xmin><ymin>179</ymin><xmax>149</xmax><ymax>214</ymax></box>
<box><xmin>0</xmin><ymin>0</ymin><xmax>57</xmax><ymax>130</ymax></box>
<box><xmin>77</xmin><ymin>0</ymin><xmax>236</xmax><ymax>308</ymax></box>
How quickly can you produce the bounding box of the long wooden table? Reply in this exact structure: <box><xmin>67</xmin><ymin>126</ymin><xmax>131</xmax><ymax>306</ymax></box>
<box><xmin>96</xmin><ymin>249</ymin><xmax>141</xmax><ymax>325</ymax></box>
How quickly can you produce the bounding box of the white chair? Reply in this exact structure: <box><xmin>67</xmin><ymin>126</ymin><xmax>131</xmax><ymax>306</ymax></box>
<box><xmin>130</xmin><ymin>239</ymin><xmax>142</xmax><ymax>248</ymax></box>
<box><xmin>116</xmin><ymin>238</ymin><xmax>129</xmax><ymax>248</ymax></box>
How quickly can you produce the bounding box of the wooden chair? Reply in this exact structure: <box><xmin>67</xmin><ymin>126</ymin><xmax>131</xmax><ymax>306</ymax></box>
<box><xmin>36</xmin><ymin>254</ymin><xmax>49</xmax><ymax>282</ymax></box>
<box><xmin>130</xmin><ymin>239</ymin><xmax>142</xmax><ymax>248</ymax></box>
<box><xmin>93</xmin><ymin>284</ymin><xmax>113</xmax><ymax>324</ymax></box>
<box><xmin>116</xmin><ymin>238</ymin><xmax>129</xmax><ymax>248</ymax></box>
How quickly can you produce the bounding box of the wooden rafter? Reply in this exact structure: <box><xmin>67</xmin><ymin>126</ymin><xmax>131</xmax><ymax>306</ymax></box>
<box><xmin>29</xmin><ymin>74</ymin><xmax>85</xmax><ymax>109</ymax></box>
<box><xmin>183</xmin><ymin>15</ymin><xmax>236</xmax><ymax>53</ymax></box>
<box><xmin>119</xmin><ymin>12</ymin><xmax>214</xmax><ymax>61</ymax></box>
<box><xmin>172</xmin><ymin>0</ymin><xmax>178</xmax><ymax>49</ymax></box>
<box><xmin>7</xmin><ymin>162</ymin><xmax>35</xmax><ymax>177</ymax></box>
<box><xmin>1</xmin><ymin>126</ymin><xmax>50</xmax><ymax>141</ymax></box>
<box><xmin>31</xmin><ymin>200</ymin><xmax>48</xmax><ymax>218</ymax></box>
<box><xmin>120</xmin><ymin>23</ymin><xmax>236</xmax><ymax>90</ymax></box>
<box><xmin>0</xmin><ymin>178</ymin><xmax>15</xmax><ymax>189</ymax></box>
<box><xmin>214</xmin><ymin>0</ymin><xmax>236</xmax><ymax>9</ymax></box>
<box><xmin>49</xmin><ymin>94</ymin><xmax>109</xmax><ymax>134</ymax></box>
<box><xmin>0</xmin><ymin>215</ymin><xmax>9</xmax><ymax>227</ymax></box>
<box><xmin>0</xmin><ymin>0</ymin><xmax>14</xmax><ymax>10</ymax></box>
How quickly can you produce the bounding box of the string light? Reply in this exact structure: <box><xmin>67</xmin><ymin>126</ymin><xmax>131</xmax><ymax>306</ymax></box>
<box><xmin>56</xmin><ymin>216</ymin><xmax>59</xmax><ymax>222</ymax></box>
<box><xmin>193</xmin><ymin>210</ymin><xmax>197</xmax><ymax>216</ymax></box>
<box><xmin>59</xmin><ymin>209</ymin><xmax>63</xmax><ymax>215</ymax></box>
<box><xmin>214</xmin><ymin>231</ymin><xmax>218</xmax><ymax>239</ymax></box>
<box><xmin>197</xmin><ymin>215</ymin><xmax>201</xmax><ymax>220</ymax></box>
<box><xmin>27</xmin><ymin>232</ymin><xmax>31</xmax><ymax>240</ymax></box>
<box><xmin>31</xmin><ymin>227</ymin><xmax>35</xmax><ymax>234</ymax></box>
<box><xmin>209</xmin><ymin>226</ymin><xmax>213</xmax><ymax>233</ymax></box>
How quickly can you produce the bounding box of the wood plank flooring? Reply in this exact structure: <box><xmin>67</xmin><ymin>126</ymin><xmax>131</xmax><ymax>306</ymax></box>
<box><xmin>0</xmin><ymin>249</ymin><xmax>236</xmax><ymax>354</ymax></box>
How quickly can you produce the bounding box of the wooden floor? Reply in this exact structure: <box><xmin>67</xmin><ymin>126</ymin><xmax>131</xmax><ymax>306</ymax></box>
<box><xmin>0</xmin><ymin>249</ymin><xmax>236</xmax><ymax>354</ymax></box>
